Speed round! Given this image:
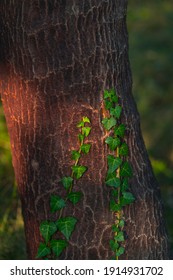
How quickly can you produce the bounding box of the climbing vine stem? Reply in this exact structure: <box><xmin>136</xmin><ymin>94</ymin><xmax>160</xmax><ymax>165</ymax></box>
<box><xmin>101</xmin><ymin>88</ymin><xmax>135</xmax><ymax>260</ymax></box>
<box><xmin>36</xmin><ymin>116</ymin><xmax>92</xmax><ymax>259</ymax></box>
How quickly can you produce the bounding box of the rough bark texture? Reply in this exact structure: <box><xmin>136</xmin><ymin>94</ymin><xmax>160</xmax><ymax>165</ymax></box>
<box><xmin>0</xmin><ymin>0</ymin><xmax>169</xmax><ymax>259</ymax></box>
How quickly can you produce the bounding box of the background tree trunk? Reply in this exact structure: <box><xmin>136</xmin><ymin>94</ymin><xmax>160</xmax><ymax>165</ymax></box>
<box><xmin>0</xmin><ymin>0</ymin><xmax>169</xmax><ymax>259</ymax></box>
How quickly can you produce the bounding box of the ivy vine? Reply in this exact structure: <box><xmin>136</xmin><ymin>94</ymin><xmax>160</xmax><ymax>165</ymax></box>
<box><xmin>36</xmin><ymin>116</ymin><xmax>92</xmax><ymax>259</ymax></box>
<box><xmin>101</xmin><ymin>88</ymin><xmax>135</xmax><ymax>260</ymax></box>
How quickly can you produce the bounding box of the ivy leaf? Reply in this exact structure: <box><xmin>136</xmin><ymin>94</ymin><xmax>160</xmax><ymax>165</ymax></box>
<box><xmin>109</xmin><ymin>240</ymin><xmax>119</xmax><ymax>251</ymax></box>
<box><xmin>102</xmin><ymin>117</ymin><xmax>116</xmax><ymax>131</ymax></box>
<box><xmin>71</xmin><ymin>165</ymin><xmax>87</xmax><ymax>179</ymax></box>
<box><xmin>40</xmin><ymin>221</ymin><xmax>57</xmax><ymax>244</ymax></box>
<box><xmin>77</xmin><ymin>121</ymin><xmax>84</xmax><ymax>128</ymax></box>
<box><xmin>78</xmin><ymin>133</ymin><xmax>84</xmax><ymax>143</ymax></box>
<box><xmin>71</xmin><ymin>150</ymin><xmax>81</xmax><ymax>161</ymax></box>
<box><xmin>112</xmin><ymin>224</ymin><xmax>120</xmax><ymax>233</ymax></box>
<box><xmin>105</xmin><ymin>173</ymin><xmax>120</xmax><ymax>188</ymax></box>
<box><xmin>118</xmin><ymin>219</ymin><xmax>125</xmax><ymax>228</ymax></box>
<box><xmin>110</xmin><ymin>105</ymin><xmax>122</xmax><ymax>119</ymax></box>
<box><xmin>114</xmin><ymin>124</ymin><xmax>126</xmax><ymax>138</ymax></box>
<box><xmin>50</xmin><ymin>239</ymin><xmax>68</xmax><ymax>257</ymax></box>
<box><xmin>81</xmin><ymin>144</ymin><xmax>91</xmax><ymax>154</ymax></box>
<box><xmin>56</xmin><ymin>217</ymin><xmax>77</xmax><ymax>240</ymax></box>
<box><xmin>104</xmin><ymin>89</ymin><xmax>111</xmax><ymax>99</ymax></box>
<box><xmin>107</xmin><ymin>155</ymin><xmax>122</xmax><ymax>173</ymax></box>
<box><xmin>105</xmin><ymin>136</ymin><xmax>120</xmax><ymax>151</ymax></box>
<box><xmin>114</xmin><ymin>231</ymin><xmax>124</xmax><ymax>242</ymax></box>
<box><xmin>121</xmin><ymin>192</ymin><xmax>135</xmax><ymax>206</ymax></box>
<box><xmin>119</xmin><ymin>143</ymin><xmax>129</xmax><ymax>156</ymax></box>
<box><xmin>120</xmin><ymin>161</ymin><xmax>133</xmax><ymax>178</ymax></box>
<box><xmin>116</xmin><ymin>246</ymin><xmax>125</xmax><ymax>257</ymax></box>
<box><xmin>82</xmin><ymin>126</ymin><xmax>91</xmax><ymax>137</ymax></box>
<box><xmin>82</xmin><ymin>116</ymin><xmax>90</xmax><ymax>123</ymax></box>
<box><xmin>67</xmin><ymin>191</ymin><xmax>82</xmax><ymax>205</ymax></box>
<box><xmin>110</xmin><ymin>200</ymin><xmax>122</xmax><ymax>211</ymax></box>
<box><xmin>61</xmin><ymin>177</ymin><xmax>73</xmax><ymax>190</ymax></box>
<box><xmin>105</xmin><ymin>100</ymin><xmax>113</xmax><ymax>110</ymax></box>
<box><xmin>121</xmin><ymin>178</ymin><xmax>129</xmax><ymax>191</ymax></box>
<box><xmin>111</xmin><ymin>189</ymin><xmax>118</xmax><ymax>197</ymax></box>
<box><xmin>36</xmin><ymin>242</ymin><xmax>51</xmax><ymax>258</ymax></box>
<box><xmin>50</xmin><ymin>195</ymin><xmax>66</xmax><ymax>213</ymax></box>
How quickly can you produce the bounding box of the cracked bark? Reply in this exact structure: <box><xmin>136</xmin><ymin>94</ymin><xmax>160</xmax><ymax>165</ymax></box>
<box><xmin>0</xmin><ymin>0</ymin><xmax>169</xmax><ymax>259</ymax></box>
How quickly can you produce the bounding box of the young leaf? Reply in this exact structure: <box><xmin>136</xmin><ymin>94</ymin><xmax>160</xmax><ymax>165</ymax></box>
<box><xmin>110</xmin><ymin>105</ymin><xmax>122</xmax><ymax>119</ymax></box>
<box><xmin>78</xmin><ymin>133</ymin><xmax>84</xmax><ymax>143</ymax></box>
<box><xmin>105</xmin><ymin>173</ymin><xmax>120</xmax><ymax>188</ymax></box>
<box><xmin>110</xmin><ymin>200</ymin><xmax>122</xmax><ymax>211</ymax></box>
<box><xmin>56</xmin><ymin>217</ymin><xmax>77</xmax><ymax>240</ymax></box>
<box><xmin>105</xmin><ymin>136</ymin><xmax>120</xmax><ymax>151</ymax></box>
<box><xmin>71</xmin><ymin>150</ymin><xmax>81</xmax><ymax>161</ymax></box>
<box><xmin>121</xmin><ymin>192</ymin><xmax>135</xmax><ymax>206</ymax></box>
<box><xmin>112</xmin><ymin>224</ymin><xmax>120</xmax><ymax>233</ymax></box>
<box><xmin>104</xmin><ymin>89</ymin><xmax>111</xmax><ymax>99</ymax></box>
<box><xmin>67</xmin><ymin>191</ymin><xmax>82</xmax><ymax>205</ymax></box>
<box><xmin>111</xmin><ymin>189</ymin><xmax>118</xmax><ymax>197</ymax></box>
<box><xmin>107</xmin><ymin>155</ymin><xmax>122</xmax><ymax>173</ymax></box>
<box><xmin>50</xmin><ymin>195</ymin><xmax>66</xmax><ymax>213</ymax></box>
<box><xmin>109</xmin><ymin>239</ymin><xmax>119</xmax><ymax>251</ymax></box>
<box><xmin>116</xmin><ymin>246</ymin><xmax>125</xmax><ymax>257</ymax></box>
<box><xmin>40</xmin><ymin>221</ymin><xmax>57</xmax><ymax>244</ymax></box>
<box><xmin>36</xmin><ymin>242</ymin><xmax>51</xmax><ymax>258</ymax></box>
<box><xmin>114</xmin><ymin>231</ymin><xmax>124</xmax><ymax>242</ymax></box>
<box><xmin>102</xmin><ymin>117</ymin><xmax>117</xmax><ymax>131</ymax></box>
<box><xmin>77</xmin><ymin>121</ymin><xmax>84</xmax><ymax>128</ymax></box>
<box><xmin>110</xmin><ymin>89</ymin><xmax>118</xmax><ymax>103</ymax></box>
<box><xmin>71</xmin><ymin>165</ymin><xmax>87</xmax><ymax>179</ymax></box>
<box><xmin>114</xmin><ymin>124</ymin><xmax>126</xmax><ymax>138</ymax></box>
<box><xmin>50</xmin><ymin>239</ymin><xmax>68</xmax><ymax>257</ymax></box>
<box><xmin>120</xmin><ymin>161</ymin><xmax>133</xmax><ymax>178</ymax></box>
<box><xmin>119</xmin><ymin>143</ymin><xmax>129</xmax><ymax>156</ymax></box>
<box><xmin>61</xmin><ymin>177</ymin><xmax>73</xmax><ymax>190</ymax></box>
<box><xmin>81</xmin><ymin>144</ymin><xmax>91</xmax><ymax>154</ymax></box>
<box><xmin>82</xmin><ymin>116</ymin><xmax>90</xmax><ymax>123</ymax></box>
<box><xmin>82</xmin><ymin>126</ymin><xmax>91</xmax><ymax>137</ymax></box>
<box><xmin>105</xmin><ymin>100</ymin><xmax>113</xmax><ymax>110</ymax></box>
<box><xmin>118</xmin><ymin>219</ymin><xmax>125</xmax><ymax>228</ymax></box>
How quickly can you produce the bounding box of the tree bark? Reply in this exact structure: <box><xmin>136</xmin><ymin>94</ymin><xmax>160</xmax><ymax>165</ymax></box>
<box><xmin>0</xmin><ymin>0</ymin><xmax>169</xmax><ymax>259</ymax></box>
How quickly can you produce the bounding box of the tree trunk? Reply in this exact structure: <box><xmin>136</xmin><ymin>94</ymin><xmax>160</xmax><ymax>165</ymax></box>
<box><xmin>0</xmin><ymin>0</ymin><xmax>169</xmax><ymax>259</ymax></box>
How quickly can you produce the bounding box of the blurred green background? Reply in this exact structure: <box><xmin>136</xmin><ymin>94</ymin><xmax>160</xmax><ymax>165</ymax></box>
<box><xmin>0</xmin><ymin>0</ymin><xmax>173</xmax><ymax>259</ymax></box>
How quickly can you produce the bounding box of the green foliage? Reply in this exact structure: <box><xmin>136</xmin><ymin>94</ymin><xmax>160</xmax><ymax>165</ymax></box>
<box><xmin>102</xmin><ymin>88</ymin><xmax>135</xmax><ymax>260</ymax></box>
<box><xmin>37</xmin><ymin>117</ymin><xmax>92</xmax><ymax>259</ymax></box>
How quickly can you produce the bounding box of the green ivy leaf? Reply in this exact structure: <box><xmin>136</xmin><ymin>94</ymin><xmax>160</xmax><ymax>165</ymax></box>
<box><xmin>81</xmin><ymin>144</ymin><xmax>91</xmax><ymax>154</ymax></box>
<box><xmin>77</xmin><ymin>121</ymin><xmax>84</xmax><ymax>128</ymax></box>
<box><xmin>102</xmin><ymin>117</ymin><xmax>117</xmax><ymax>131</ymax></box>
<box><xmin>105</xmin><ymin>136</ymin><xmax>120</xmax><ymax>151</ymax></box>
<box><xmin>118</xmin><ymin>219</ymin><xmax>125</xmax><ymax>228</ymax></box>
<box><xmin>82</xmin><ymin>116</ymin><xmax>90</xmax><ymax>123</ymax></box>
<box><xmin>78</xmin><ymin>133</ymin><xmax>84</xmax><ymax>143</ymax></box>
<box><xmin>112</xmin><ymin>224</ymin><xmax>120</xmax><ymax>233</ymax></box>
<box><xmin>105</xmin><ymin>100</ymin><xmax>113</xmax><ymax>110</ymax></box>
<box><xmin>110</xmin><ymin>105</ymin><xmax>122</xmax><ymax>119</ymax></box>
<box><xmin>71</xmin><ymin>150</ymin><xmax>81</xmax><ymax>161</ymax></box>
<box><xmin>50</xmin><ymin>239</ymin><xmax>68</xmax><ymax>257</ymax></box>
<box><xmin>114</xmin><ymin>231</ymin><xmax>124</xmax><ymax>242</ymax></box>
<box><xmin>50</xmin><ymin>195</ymin><xmax>66</xmax><ymax>213</ymax></box>
<box><xmin>111</xmin><ymin>189</ymin><xmax>118</xmax><ymax>197</ymax></box>
<box><xmin>71</xmin><ymin>165</ymin><xmax>87</xmax><ymax>179</ymax></box>
<box><xmin>82</xmin><ymin>127</ymin><xmax>91</xmax><ymax>137</ymax></box>
<box><xmin>119</xmin><ymin>143</ymin><xmax>129</xmax><ymax>156</ymax></box>
<box><xmin>110</xmin><ymin>200</ymin><xmax>122</xmax><ymax>211</ymax></box>
<box><xmin>36</xmin><ymin>242</ymin><xmax>51</xmax><ymax>258</ymax></box>
<box><xmin>109</xmin><ymin>240</ymin><xmax>119</xmax><ymax>251</ymax></box>
<box><xmin>107</xmin><ymin>155</ymin><xmax>122</xmax><ymax>173</ymax></box>
<box><xmin>114</xmin><ymin>124</ymin><xmax>126</xmax><ymax>138</ymax></box>
<box><xmin>121</xmin><ymin>178</ymin><xmax>129</xmax><ymax>191</ymax></box>
<box><xmin>116</xmin><ymin>246</ymin><xmax>125</xmax><ymax>257</ymax></box>
<box><xmin>105</xmin><ymin>173</ymin><xmax>120</xmax><ymax>188</ymax></box>
<box><xmin>56</xmin><ymin>217</ymin><xmax>77</xmax><ymax>240</ymax></box>
<box><xmin>121</xmin><ymin>192</ymin><xmax>135</xmax><ymax>206</ymax></box>
<box><xmin>40</xmin><ymin>221</ymin><xmax>57</xmax><ymax>244</ymax></box>
<box><xmin>104</xmin><ymin>89</ymin><xmax>111</xmax><ymax>99</ymax></box>
<box><xmin>61</xmin><ymin>177</ymin><xmax>73</xmax><ymax>190</ymax></box>
<box><xmin>120</xmin><ymin>161</ymin><xmax>133</xmax><ymax>178</ymax></box>
<box><xmin>67</xmin><ymin>191</ymin><xmax>82</xmax><ymax>205</ymax></box>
